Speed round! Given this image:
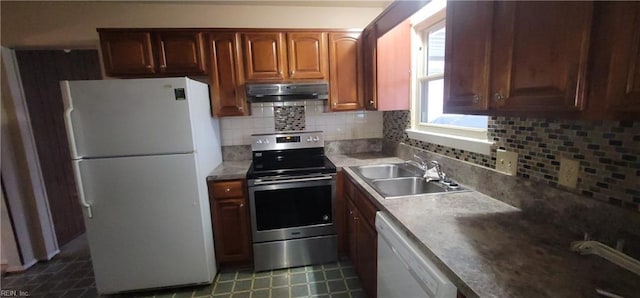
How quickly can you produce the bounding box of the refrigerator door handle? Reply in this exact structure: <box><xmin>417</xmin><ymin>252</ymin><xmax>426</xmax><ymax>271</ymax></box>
<box><xmin>72</xmin><ymin>160</ymin><xmax>93</xmax><ymax>218</ymax></box>
<box><xmin>61</xmin><ymin>81</ymin><xmax>81</xmax><ymax>159</ymax></box>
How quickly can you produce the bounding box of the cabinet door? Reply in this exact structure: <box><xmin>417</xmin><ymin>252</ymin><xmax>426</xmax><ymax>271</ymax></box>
<box><xmin>243</xmin><ymin>32</ymin><xmax>287</xmax><ymax>81</ymax></box>
<box><xmin>377</xmin><ymin>20</ymin><xmax>411</xmax><ymax>111</ymax></box>
<box><xmin>329</xmin><ymin>32</ymin><xmax>363</xmax><ymax>111</ymax></box>
<box><xmin>99</xmin><ymin>31</ymin><xmax>155</xmax><ymax>76</ymax></box>
<box><xmin>211</xmin><ymin>198</ymin><xmax>252</xmax><ymax>263</ymax></box>
<box><xmin>490</xmin><ymin>1</ymin><xmax>593</xmax><ymax>112</ymax></box>
<box><xmin>287</xmin><ymin>32</ymin><xmax>328</xmax><ymax>80</ymax></box>
<box><xmin>208</xmin><ymin>32</ymin><xmax>248</xmax><ymax>117</ymax></box>
<box><xmin>444</xmin><ymin>1</ymin><xmax>492</xmax><ymax>113</ymax></box>
<box><xmin>346</xmin><ymin>198</ymin><xmax>359</xmax><ymax>272</ymax></box>
<box><xmin>602</xmin><ymin>2</ymin><xmax>640</xmax><ymax>112</ymax></box>
<box><xmin>156</xmin><ymin>31</ymin><xmax>207</xmax><ymax>75</ymax></box>
<box><xmin>362</xmin><ymin>27</ymin><xmax>378</xmax><ymax>110</ymax></box>
<box><xmin>357</xmin><ymin>219</ymin><xmax>377</xmax><ymax>298</ymax></box>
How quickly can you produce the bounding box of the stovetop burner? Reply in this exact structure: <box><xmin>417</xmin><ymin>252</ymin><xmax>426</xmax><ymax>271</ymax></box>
<box><xmin>246</xmin><ymin>131</ymin><xmax>336</xmax><ymax>179</ymax></box>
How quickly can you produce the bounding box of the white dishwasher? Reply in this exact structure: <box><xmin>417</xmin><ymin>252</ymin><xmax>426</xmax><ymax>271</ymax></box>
<box><xmin>376</xmin><ymin>212</ymin><xmax>457</xmax><ymax>298</ymax></box>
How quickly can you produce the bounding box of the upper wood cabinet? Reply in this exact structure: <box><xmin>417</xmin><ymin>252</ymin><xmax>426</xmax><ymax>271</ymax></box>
<box><xmin>208</xmin><ymin>32</ymin><xmax>248</xmax><ymax>117</ymax></box>
<box><xmin>362</xmin><ymin>27</ymin><xmax>378</xmax><ymax>110</ymax></box>
<box><xmin>242</xmin><ymin>31</ymin><xmax>329</xmax><ymax>81</ymax></box>
<box><xmin>156</xmin><ymin>31</ymin><xmax>207</xmax><ymax>75</ymax></box>
<box><xmin>99</xmin><ymin>31</ymin><xmax>156</xmax><ymax>76</ymax></box>
<box><xmin>444</xmin><ymin>2</ymin><xmax>593</xmax><ymax>115</ymax></box>
<box><xmin>242</xmin><ymin>32</ymin><xmax>288</xmax><ymax>81</ymax></box>
<box><xmin>288</xmin><ymin>32</ymin><xmax>329</xmax><ymax>80</ymax></box>
<box><xmin>443</xmin><ymin>1</ymin><xmax>492</xmax><ymax>113</ymax></box>
<box><xmin>376</xmin><ymin>19</ymin><xmax>411</xmax><ymax>111</ymax></box>
<box><xmin>328</xmin><ymin>32</ymin><xmax>363</xmax><ymax>111</ymax></box>
<box><xmin>98</xmin><ymin>29</ymin><xmax>207</xmax><ymax>77</ymax></box>
<box><xmin>586</xmin><ymin>1</ymin><xmax>640</xmax><ymax>119</ymax></box>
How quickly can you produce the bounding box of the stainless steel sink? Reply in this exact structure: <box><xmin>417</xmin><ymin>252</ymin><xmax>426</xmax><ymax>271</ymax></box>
<box><xmin>350</xmin><ymin>163</ymin><xmax>468</xmax><ymax>199</ymax></box>
<box><xmin>372</xmin><ymin>177</ymin><xmax>453</xmax><ymax>197</ymax></box>
<box><xmin>356</xmin><ymin>164</ymin><xmax>418</xmax><ymax>179</ymax></box>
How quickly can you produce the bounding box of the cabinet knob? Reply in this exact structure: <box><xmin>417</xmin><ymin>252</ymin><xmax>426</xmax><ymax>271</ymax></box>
<box><xmin>369</xmin><ymin>100</ymin><xmax>374</xmax><ymax>104</ymax></box>
<box><xmin>160</xmin><ymin>65</ymin><xmax>167</xmax><ymax>69</ymax></box>
<box><xmin>225</xmin><ymin>188</ymin><xmax>231</xmax><ymax>192</ymax></box>
<box><xmin>472</xmin><ymin>94</ymin><xmax>481</xmax><ymax>104</ymax></box>
<box><xmin>145</xmin><ymin>65</ymin><xmax>152</xmax><ymax>69</ymax></box>
<box><xmin>333</xmin><ymin>102</ymin><xmax>337</xmax><ymax>107</ymax></box>
<box><xmin>494</xmin><ymin>92</ymin><xmax>505</xmax><ymax>102</ymax></box>
<box><xmin>290</xmin><ymin>70</ymin><xmax>295</xmax><ymax>76</ymax></box>
<box><xmin>238</xmin><ymin>106</ymin><xmax>244</xmax><ymax>111</ymax></box>
<box><xmin>240</xmin><ymin>203</ymin><xmax>244</xmax><ymax>207</ymax></box>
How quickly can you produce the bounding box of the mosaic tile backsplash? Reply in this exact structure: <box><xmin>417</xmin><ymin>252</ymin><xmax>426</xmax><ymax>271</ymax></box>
<box><xmin>383</xmin><ymin>110</ymin><xmax>640</xmax><ymax>211</ymax></box>
<box><xmin>274</xmin><ymin>106</ymin><xmax>305</xmax><ymax>131</ymax></box>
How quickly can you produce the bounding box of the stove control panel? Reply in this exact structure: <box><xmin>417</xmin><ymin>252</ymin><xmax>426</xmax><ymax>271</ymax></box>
<box><xmin>251</xmin><ymin>131</ymin><xmax>325</xmax><ymax>151</ymax></box>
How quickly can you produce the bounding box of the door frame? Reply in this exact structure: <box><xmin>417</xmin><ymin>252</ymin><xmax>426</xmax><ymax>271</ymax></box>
<box><xmin>1</xmin><ymin>47</ymin><xmax>59</xmax><ymax>268</ymax></box>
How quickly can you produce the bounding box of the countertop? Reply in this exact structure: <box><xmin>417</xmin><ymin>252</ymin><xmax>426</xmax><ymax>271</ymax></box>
<box><xmin>207</xmin><ymin>160</ymin><xmax>252</xmax><ymax>181</ymax></box>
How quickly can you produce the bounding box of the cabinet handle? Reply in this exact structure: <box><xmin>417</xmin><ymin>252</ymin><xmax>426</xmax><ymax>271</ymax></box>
<box><xmin>333</xmin><ymin>102</ymin><xmax>337</xmax><ymax>107</ymax></box>
<box><xmin>473</xmin><ymin>94</ymin><xmax>481</xmax><ymax>104</ymax></box>
<box><xmin>493</xmin><ymin>92</ymin><xmax>505</xmax><ymax>102</ymax></box>
<box><xmin>225</xmin><ymin>188</ymin><xmax>231</xmax><ymax>192</ymax></box>
<box><xmin>240</xmin><ymin>203</ymin><xmax>244</xmax><ymax>207</ymax></box>
<box><xmin>160</xmin><ymin>65</ymin><xmax>167</xmax><ymax>69</ymax></box>
<box><xmin>369</xmin><ymin>100</ymin><xmax>374</xmax><ymax>104</ymax></box>
<box><xmin>290</xmin><ymin>70</ymin><xmax>295</xmax><ymax>76</ymax></box>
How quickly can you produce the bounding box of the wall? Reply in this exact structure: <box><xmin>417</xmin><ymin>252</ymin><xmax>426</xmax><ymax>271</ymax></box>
<box><xmin>220</xmin><ymin>101</ymin><xmax>383</xmax><ymax>146</ymax></box>
<box><xmin>0</xmin><ymin>1</ymin><xmax>384</xmax><ymax>48</ymax></box>
<box><xmin>384</xmin><ymin>111</ymin><xmax>640</xmax><ymax>213</ymax></box>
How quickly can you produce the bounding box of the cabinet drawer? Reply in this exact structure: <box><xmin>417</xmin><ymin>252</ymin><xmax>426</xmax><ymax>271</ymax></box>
<box><xmin>212</xmin><ymin>180</ymin><xmax>244</xmax><ymax>199</ymax></box>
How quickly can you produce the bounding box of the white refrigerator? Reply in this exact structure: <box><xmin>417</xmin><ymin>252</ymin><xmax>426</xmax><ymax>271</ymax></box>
<box><xmin>61</xmin><ymin>77</ymin><xmax>220</xmax><ymax>294</ymax></box>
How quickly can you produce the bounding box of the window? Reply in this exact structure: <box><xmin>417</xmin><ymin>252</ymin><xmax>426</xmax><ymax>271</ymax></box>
<box><xmin>408</xmin><ymin>0</ymin><xmax>492</xmax><ymax>155</ymax></box>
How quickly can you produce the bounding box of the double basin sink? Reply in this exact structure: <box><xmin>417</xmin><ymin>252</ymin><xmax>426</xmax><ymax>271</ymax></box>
<box><xmin>351</xmin><ymin>163</ymin><xmax>467</xmax><ymax>199</ymax></box>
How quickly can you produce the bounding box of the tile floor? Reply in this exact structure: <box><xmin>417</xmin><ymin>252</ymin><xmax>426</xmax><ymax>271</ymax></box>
<box><xmin>0</xmin><ymin>235</ymin><xmax>364</xmax><ymax>298</ymax></box>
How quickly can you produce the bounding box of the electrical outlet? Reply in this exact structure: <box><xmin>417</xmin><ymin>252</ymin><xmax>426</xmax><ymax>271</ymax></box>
<box><xmin>496</xmin><ymin>149</ymin><xmax>518</xmax><ymax>176</ymax></box>
<box><xmin>558</xmin><ymin>158</ymin><xmax>580</xmax><ymax>188</ymax></box>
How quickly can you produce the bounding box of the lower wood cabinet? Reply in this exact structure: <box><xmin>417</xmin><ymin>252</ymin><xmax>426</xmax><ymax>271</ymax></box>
<box><xmin>208</xmin><ymin>179</ymin><xmax>253</xmax><ymax>266</ymax></box>
<box><xmin>343</xmin><ymin>174</ymin><xmax>379</xmax><ymax>298</ymax></box>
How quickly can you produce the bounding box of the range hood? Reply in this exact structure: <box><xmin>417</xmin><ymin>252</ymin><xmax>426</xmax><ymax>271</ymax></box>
<box><xmin>245</xmin><ymin>82</ymin><xmax>328</xmax><ymax>102</ymax></box>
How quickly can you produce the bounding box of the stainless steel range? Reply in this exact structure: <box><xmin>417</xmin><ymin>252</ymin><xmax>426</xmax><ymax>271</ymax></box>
<box><xmin>246</xmin><ymin>131</ymin><xmax>337</xmax><ymax>271</ymax></box>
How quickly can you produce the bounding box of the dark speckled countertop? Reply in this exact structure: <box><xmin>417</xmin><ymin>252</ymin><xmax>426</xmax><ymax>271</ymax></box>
<box><xmin>207</xmin><ymin>154</ymin><xmax>640</xmax><ymax>297</ymax></box>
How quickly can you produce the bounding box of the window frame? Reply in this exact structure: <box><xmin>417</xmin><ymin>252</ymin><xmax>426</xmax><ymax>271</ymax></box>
<box><xmin>408</xmin><ymin>3</ymin><xmax>493</xmax><ymax>155</ymax></box>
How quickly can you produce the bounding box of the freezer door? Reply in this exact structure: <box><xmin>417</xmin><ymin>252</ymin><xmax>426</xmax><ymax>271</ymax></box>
<box><xmin>77</xmin><ymin>154</ymin><xmax>214</xmax><ymax>294</ymax></box>
<box><xmin>62</xmin><ymin>78</ymin><xmax>198</xmax><ymax>158</ymax></box>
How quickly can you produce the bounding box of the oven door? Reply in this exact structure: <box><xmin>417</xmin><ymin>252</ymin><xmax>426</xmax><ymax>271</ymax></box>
<box><xmin>248</xmin><ymin>175</ymin><xmax>335</xmax><ymax>243</ymax></box>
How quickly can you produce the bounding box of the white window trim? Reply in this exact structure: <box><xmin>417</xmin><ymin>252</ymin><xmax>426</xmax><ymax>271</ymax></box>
<box><xmin>406</xmin><ymin>1</ymin><xmax>493</xmax><ymax>156</ymax></box>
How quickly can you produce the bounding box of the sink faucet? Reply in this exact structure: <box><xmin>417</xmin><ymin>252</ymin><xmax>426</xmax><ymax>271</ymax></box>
<box><xmin>406</xmin><ymin>154</ymin><xmax>429</xmax><ymax>173</ymax></box>
<box><xmin>431</xmin><ymin>161</ymin><xmax>446</xmax><ymax>181</ymax></box>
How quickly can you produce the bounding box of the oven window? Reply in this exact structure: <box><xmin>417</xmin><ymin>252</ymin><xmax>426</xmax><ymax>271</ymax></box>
<box><xmin>253</xmin><ymin>185</ymin><xmax>332</xmax><ymax>231</ymax></box>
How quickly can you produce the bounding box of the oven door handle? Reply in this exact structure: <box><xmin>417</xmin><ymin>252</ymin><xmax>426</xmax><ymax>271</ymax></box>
<box><xmin>252</xmin><ymin>176</ymin><xmax>334</xmax><ymax>185</ymax></box>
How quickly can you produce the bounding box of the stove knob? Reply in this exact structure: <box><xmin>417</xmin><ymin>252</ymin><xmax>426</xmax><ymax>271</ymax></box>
<box><xmin>256</xmin><ymin>139</ymin><xmax>263</xmax><ymax>144</ymax></box>
<box><xmin>313</xmin><ymin>136</ymin><xmax>320</xmax><ymax>142</ymax></box>
<box><xmin>306</xmin><ymin>137</ymin><xmax>313</xmax><ymax>142</ymax></box>
<box><xmin>264</xmin><ymin>139</ymin><xmax>270</xmax><ymax>144</ymax></box>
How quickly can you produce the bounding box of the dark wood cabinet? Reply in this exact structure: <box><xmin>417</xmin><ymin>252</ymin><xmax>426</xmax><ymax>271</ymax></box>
<box><xmin>242</xmin><ymin>32</ymin><xmax>288</xmax><ymax>81</ymax></box>
<box><xmin>208</xmin><ymin>32</ymin><xmax>248</xmax><ymax>117</ymax></box>
<box><xmin>328</xmin><ymin>32</ymin><xmax>363</xmax><ymax>111</ymax></box>
<box><xmin>98</xmin><ymin>29</ymin><xmax>207</xmax><ymax>77</ymax></box>
<box><xmin>586</xmin><ymin>1</ymin><xmax>640</xmax><ymax>119</ymax></box>
<box><xmin>208</xmin><ymin>179</ymin><xmax>252</xmax><ymax>266</ymax></box>
<box><xmin>362</xmin><ymin>27</ymin><xmax>378</xmax><ymax>110</ymax></box>
<box><xmin>444</xmin><ymin>1</ymin><xmax>593</xmax><ymax>115</ymax></box>
<box><xmin>443</xmin><ymin>0</ymin><xmax>492</xmax><ymax>114</ymax></box>
<box><xmin>99</xmin><ymin>31</ymin><xmax>156</xmax><ymax>76</ymax></box>
<box><xmin>343</xmin><ymin>174</ymin><xmax>378</xmax><ymax>298</ymax></box>
<box><xmin>287</xmin><ymin>32</ymin><xmax>328</xmax><ymax>80</ymax></box>
<box><xmin>156</xmin><ymin>31</ymin><xmax>207</xmax><ymax>75</ymax></box>
<box><xmin>490</xmin><ymin>1</ymin><xmax>592</xmax><ymax>112</ymax></box>
<box><xmin>376</xmin><ymin>19</ymin><xmax>411</xmax><ymax>111</ymax></box>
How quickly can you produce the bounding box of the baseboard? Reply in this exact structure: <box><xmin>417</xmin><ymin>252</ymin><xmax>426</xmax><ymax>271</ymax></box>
<box><xmin>45</xmin><ymin>249</ymin><xmax>60</xmax><ymax>261</ymax></box>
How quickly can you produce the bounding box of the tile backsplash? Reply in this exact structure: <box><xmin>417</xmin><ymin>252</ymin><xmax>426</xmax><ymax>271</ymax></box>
<box><xmin>383</xmin><ymin>110</ymin><xmax>640</xmax><ymax>212</ymax></box>
<box><xmin>219</xmin><ymin>101</ymin><xmax>383</xmax><ymax>146</ymax></box>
